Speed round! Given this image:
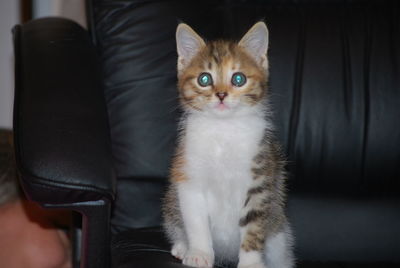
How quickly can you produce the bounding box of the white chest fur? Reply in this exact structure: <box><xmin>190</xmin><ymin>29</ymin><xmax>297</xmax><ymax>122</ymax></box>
<box><xmin>184</xmin><ymin>114</ymin><xmax>266</xmax><ymax>181</ymax></box>
<box><xmin>183</xmin><ymin>113</ymin><xmax>267</xmax><ymax>259</ymax></box>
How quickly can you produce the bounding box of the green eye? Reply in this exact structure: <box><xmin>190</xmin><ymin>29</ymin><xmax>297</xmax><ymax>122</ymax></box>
<box><xmin>198</xmin><ymin>72</ymin><xmax>213</xmax><ymax>87</ymax></box>
<box><xmin>231</xmin><ymin>72</ymin><xmax>247</xmax><ymax>87</ymax></box>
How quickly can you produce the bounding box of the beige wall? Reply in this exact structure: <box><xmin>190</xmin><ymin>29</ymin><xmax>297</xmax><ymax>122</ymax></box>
<box><xmin>34</xmin><ymin>0</ymin><xmax>86</xmax><ymax>27</ymax></box>
<box><xmin>0</xmin><ymin>0</ymin><xmax>19</xmax><ymax>129</ymax></box>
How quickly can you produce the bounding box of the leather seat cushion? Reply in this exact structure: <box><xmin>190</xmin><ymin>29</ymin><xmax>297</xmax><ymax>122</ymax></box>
<box><xmin>111</xmin><ymin>228</ymin><xmax>399</xmax><ymax>268</ymax></box>
<box><xmin>111</xmin><ymin>191</ymin><xmax>400</xmax><ymax>264</ymax></box>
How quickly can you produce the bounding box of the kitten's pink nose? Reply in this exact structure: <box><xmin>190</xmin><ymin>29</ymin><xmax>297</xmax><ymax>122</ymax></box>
<box><xmin>216</xmin><ymin>92</ymin><xmax>228</xmax><ymax>101</ymax></box>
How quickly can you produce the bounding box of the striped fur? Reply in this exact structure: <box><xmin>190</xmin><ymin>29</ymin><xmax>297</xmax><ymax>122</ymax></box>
<box><xmin>162</xmin><ymin>22</ymin><xmax>294</xmax><ymax>268</ymax></box>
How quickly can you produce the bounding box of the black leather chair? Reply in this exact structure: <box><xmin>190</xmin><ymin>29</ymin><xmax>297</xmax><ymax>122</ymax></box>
<box><xmin>13</xmin><ymin>0</ymin><xmax>400</xmax><ymax>267</ymax></box>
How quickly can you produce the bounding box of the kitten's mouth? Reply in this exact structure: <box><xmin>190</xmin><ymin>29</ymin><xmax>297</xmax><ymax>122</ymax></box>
<box><xmin>217</xmin><ymin>102</ymin><xmax>228</xmax><ymax>110</ymax></box>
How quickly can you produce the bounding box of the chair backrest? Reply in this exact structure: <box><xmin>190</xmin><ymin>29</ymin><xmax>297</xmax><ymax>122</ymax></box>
<box><xmin>90</xmin><ymin>0</ymin><xmax>400</xmax><ymax>246</ymax></box>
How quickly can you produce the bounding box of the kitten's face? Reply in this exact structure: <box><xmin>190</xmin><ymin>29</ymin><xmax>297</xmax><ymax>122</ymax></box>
<box><xmin>176</xmin><ymin>22</ymin><xmax>269</xmax><ymax>117</ymax></box>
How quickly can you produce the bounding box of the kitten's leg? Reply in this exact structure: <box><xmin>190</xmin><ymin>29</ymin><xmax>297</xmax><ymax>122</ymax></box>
<box><xmin>264</xmin><ymin>224</ymin><xmax>295</xmax><ymax>268</ymax></box>
<box><xmin>163</xmin><ymin>185</ymin><xmax>188</xmax><ymax>260</ymax></box>
<box><xmin>238</xmin><ymin>222</ymin><xmax>267</xmax><ymax>268</ymax></box>
<box><xmin>170</xmin><ymin>230</ymin><xmax>188</xmax><ymax>260</ymax></box>
<box><xmin>238</xmin><ymin>141</ymin><xmax>294</xmax><ymax>268</ymax></box>
<box><xmin>237</xmin><ymin>182</ymin><xmax>286</xmax><ymax>268</ymax></box>
<box><xmin>237</xmin><ymin>192</ymin><xmax>268</xmax><ymax>268</ymax></box>
<box><xmin>178</xmin><ymin>182</ymin><xmax>214</xmax><ymax>268</ymax></box>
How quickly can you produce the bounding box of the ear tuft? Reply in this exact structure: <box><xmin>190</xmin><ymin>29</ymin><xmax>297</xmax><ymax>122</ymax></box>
<box><xmin>238</xmin><ymin>22</ymin><xmax>269</xmax><ymax>66</ymax></box>
<box><xmin>176</xmin><ymin>23</ymin><xmax>205</xmax><ymax>73</ymax></box>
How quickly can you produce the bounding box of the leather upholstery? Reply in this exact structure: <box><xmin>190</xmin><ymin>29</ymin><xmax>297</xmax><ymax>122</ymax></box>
<box><xmin>13</xmin><ymin>18</ymin><xmax>115</xmax><ymax>267</ymax></box>
<box><xmin>13</xmin><ymin>18</ymin><xmax>116</xmax><ymax>204</ymax></box>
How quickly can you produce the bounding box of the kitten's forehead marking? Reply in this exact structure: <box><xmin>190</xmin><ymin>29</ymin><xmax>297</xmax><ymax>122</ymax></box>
<box><xmin>205</xmin><ymin>42</ymin><xmax>238</xmax><ymax>86</ymax></box>
<box><xmin>209</xmin><ymin>41</ymin><xmax>231</xmax><ymax>65</ymax></box>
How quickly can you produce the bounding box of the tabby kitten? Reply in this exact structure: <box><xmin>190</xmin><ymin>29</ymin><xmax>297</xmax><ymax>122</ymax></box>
<box><xmin>163</xmin><ymin>22</ymin><xmax>294</xmax><ymax>268</ymax></box>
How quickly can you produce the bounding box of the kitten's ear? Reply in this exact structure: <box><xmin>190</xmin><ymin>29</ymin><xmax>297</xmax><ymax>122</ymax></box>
<box><xmin>176</xmin><ymin>23</ymin><xmax>206</xmax><ymax>73</ymax></box>
<box><xmin>238</xmin><ymin>22</ymin><xmax>269</xmax><ymax>69</ymax></box>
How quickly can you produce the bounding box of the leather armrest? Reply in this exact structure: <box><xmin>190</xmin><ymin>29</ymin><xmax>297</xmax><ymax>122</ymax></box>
<box><xmin>13</xmin><ymin>18</ymin><xmax>116</xmax><ymax>205</ymax></box>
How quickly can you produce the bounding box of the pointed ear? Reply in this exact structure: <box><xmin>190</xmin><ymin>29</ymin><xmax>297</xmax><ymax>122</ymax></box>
<box><xmin>238</xmin><ymin>22</ymin><xmax>269</xmax><ymax>69</ymax></box>
<box><xmin>176</xmin><ymin>23</ymin><xmax>206</xmax><ymax>74</ymax></box>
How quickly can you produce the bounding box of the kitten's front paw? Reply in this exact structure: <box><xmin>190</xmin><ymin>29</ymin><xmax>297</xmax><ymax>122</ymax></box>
<box><xmin>171</xmin><ymin>241</ymin><xmax>187</xmax><ymax>260</ymax></box>
<box><xmin>237</xmin><ymin>263</ymin><xmax>267</xmax><ymax>268</ymax></box>
<box><xmin>183</xmin><ymin>248</ymin><xmax>214</xmax><ymax>268</ymax></box>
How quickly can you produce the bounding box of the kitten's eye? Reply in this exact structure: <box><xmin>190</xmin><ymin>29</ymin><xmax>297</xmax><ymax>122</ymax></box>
<box><xmin>231</xmin><ymin>72</ymin><xmax>247</xmax><ymax>87</ymax></box>
<box><xmin>198</xmin><ymin>72</ymin><xmax>213</xmax><ymax>87</ymax></box>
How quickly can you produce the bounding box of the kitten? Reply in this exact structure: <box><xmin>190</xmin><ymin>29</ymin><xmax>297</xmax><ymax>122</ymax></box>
<box><xmin>162</xmin><ymin>22</ymin><xmax>294</xmax><ymax>268</ymax></box>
